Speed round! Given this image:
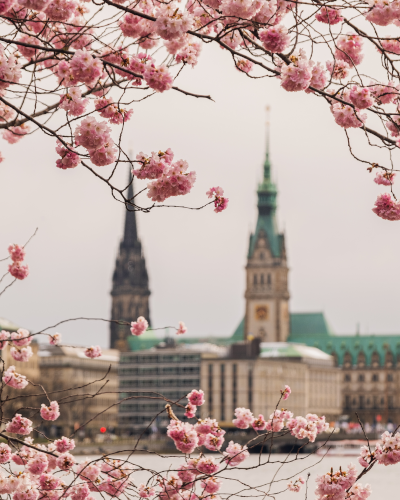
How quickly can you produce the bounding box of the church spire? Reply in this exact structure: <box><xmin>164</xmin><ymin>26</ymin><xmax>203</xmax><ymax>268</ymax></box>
<box><xmin>257</xmin><ymin>107</ymin><xmax>277</xmax><ymax>217</ymax></box>
<box><xmin>263</xmin><ymin>105</ymin><xmax>271</xmax><ymax>182</ymax></box>
<box><xmin>122</xmin><ymin>178</ymin><xmax>138</xmax><ymax>248</ymax></box>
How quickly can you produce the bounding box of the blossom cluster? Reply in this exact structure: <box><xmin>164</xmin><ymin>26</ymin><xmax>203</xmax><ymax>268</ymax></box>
<box><xmin>8</xmin><ymin>244</ymin><xmax>29</xmax><ymax>280</ymax></box>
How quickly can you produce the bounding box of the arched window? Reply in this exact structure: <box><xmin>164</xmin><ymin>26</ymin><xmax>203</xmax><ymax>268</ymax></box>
<box><xmin>343</xmin><ymin>352</ymin><xmax>352</xmax><ymax>369</ymax></box>
<box><xmin>371</xmin><ymin>351</ymin><xmax>380</xmax><ymax>368</ymax></box>
<box><xmin>357</xmin><ymin>351</ymin><xmax>366</xmax><ymax>368</ymax></box>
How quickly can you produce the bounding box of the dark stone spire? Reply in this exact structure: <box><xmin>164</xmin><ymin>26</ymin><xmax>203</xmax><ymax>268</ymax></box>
<box><xmin>110</xmin><ymin>179</ymin><xmax>151</xmax><ymax>351</ymax></box>
<box><xmin>122</xmin><ymin>180</ymin><xmax>138</xmax><ymax>248</ymax></box>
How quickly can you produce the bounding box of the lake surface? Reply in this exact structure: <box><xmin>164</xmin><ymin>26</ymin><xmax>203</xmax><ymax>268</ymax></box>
<box><xmin>80</xmin><ymin>452</ymin><xmax>398</xmax><ymax>499</ymax></box>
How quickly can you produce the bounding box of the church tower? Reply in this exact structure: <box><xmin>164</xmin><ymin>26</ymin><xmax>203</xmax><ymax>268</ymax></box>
<box><xmin>244</xmin><ymin>128</ymin><xmax>290</xmax><ymax>342</ymax></box>
<box><xmin>110</xmin><ymin>181</ymin><xmax>151</xmax><ymax>351</ymax></box>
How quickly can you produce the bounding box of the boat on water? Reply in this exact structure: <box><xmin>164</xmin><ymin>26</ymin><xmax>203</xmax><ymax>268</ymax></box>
<box><xmin>316</xmin><ymin>439</ymin><xmax>378</xmax><ymax>456</ymax></box>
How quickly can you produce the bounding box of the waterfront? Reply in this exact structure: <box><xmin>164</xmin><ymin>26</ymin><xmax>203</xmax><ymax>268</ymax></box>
<box><xmin>79</xmin><ymin>452</ymin><xmax>396</xmax><ymax>499</ymax></box>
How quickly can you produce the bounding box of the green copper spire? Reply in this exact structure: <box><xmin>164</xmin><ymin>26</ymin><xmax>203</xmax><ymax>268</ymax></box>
<box><xmin>257</xmin><ymin>114</ymin><xmax>277</xmax><ymax>217</ymax></box>
<box><xmin>248</xmin><ymin>110</ymin><xmax>282</xmax><ymax>259</ymax></box>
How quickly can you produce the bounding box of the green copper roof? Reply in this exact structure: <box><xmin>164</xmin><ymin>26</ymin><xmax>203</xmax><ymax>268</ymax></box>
<box><xmin>248</xmin><ymin>132</ymin><xmax>283</xmax><ymax>259</ymax></box>
<box><xmin>290</xmin><ymin>312</ymin><xmax>332</xmax><ymax>337</ymax></box>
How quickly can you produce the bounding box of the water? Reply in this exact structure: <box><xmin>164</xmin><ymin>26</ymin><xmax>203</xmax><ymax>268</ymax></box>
<box><xmin>80</xmin><ymin>452</ymin><xmax>398</xmax><ymax>499</ymax></box>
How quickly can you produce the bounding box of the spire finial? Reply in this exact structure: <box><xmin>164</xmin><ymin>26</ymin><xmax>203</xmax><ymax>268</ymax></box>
<box><xmin>264</xmin><ymin>105</ymin><xmax>271</xmax><ymax>181</ymax></box>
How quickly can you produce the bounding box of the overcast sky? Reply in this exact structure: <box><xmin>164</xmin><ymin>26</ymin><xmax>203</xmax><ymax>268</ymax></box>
<box><xmin>1</xmin><ymin>43</ymin><xmax>400</xmax><ymax>347</ymax></box>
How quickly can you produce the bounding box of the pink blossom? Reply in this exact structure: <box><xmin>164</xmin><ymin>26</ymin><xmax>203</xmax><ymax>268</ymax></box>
<box><xmin>3</xmin><ymin>366</ymin><xmax>28</xmax><ymax>389</ymax></box>
<box><xmin>8</xmin><ymin>244</ymin><xmax>25</xmax><ymax>262</ymax></box>
<box><xmin>49</xmin><ymin>332</ymin><xmax>62</xmax><ymax>345</ymax></box>
<box><xmin>196</xmin><ymin>456</ymin><xmax>219</xmax><ymax>475</ymax></box>
<box><xmin>188</xmin><ymin>389</ymin><xmax>205</xmax><ymax>406</ymax></box>
<box><xmin>138</xmin><ymin>484</ymin><xmax>156</xmax><ymax>498</ymax></box>
<box><xmin>60</xmin><ymin>87</ymin><xmax>88</xmax><ymax>116</ymax></box>
<box><xmin>280</xmin><ymin>50</ymin><xmax>313</xmax><ymax>92</ymax></box>
<box><xmin>39</xmin><ymin>474</ymin><xmax>61</xmax><ymax>491</ymax></box>
<box><xmin>143</xmin><ymin>64</ymin><xmax>173</xmax><ymax>93</ymax></box>
<box><xmin>158</xmin><ymin>474</ymin><xmax>182</xmax><ymax>500</ymax></box>
<box><xmin>330</xmin><ymin>103</ymin><xmax>367</xmax><ymax>129</ymax></box>
<box><xmin>371</xmin><ymin>81</ymin><xmax>399</xmax><ymax>104</ymax></box>
<box><xmin>70</xmin><ymin>483</ymin><xmax>90</xmax><ymax>500</ymax></box>
<box><xmin>167</xmin><ymin>420</ymin><xmax>199</xmax><ymax>454</ymax></box>
<box><xmin>365</xmin><ymin>0</ymin><xmax>398</xmax><ymax>26</ymax></box>
<box><xmin>252</xmin><ymin>414</ymin><xmax>267</xmax><ymax>431</ymax></box>
<box><xmin>84</xmin><ymin>345</ymin><xmax>102</xmax><ymax>358</ymax></box>
<box><xmin>374</xmin><ymin>171</ymin><xmax>395</xmax><ymax>185</ymax></box>
<box><xmin>223</xmin><ymin>441</ymin><xmax>249</xmax><ymax>466</ymax></box>
<box><xmin>119</xmin><ymin>12</ymin><xmax>154</xmax><ymax>39</ymax></box>
<box><xmin>288</xmin><ymin>476</ymin><xmax>305</xmax><ymax>493</ymax></box>
<box><xmin>315</xmin><ymin>464</ymin><xmax>357</xmax><ymax>500</ymax></box>
<box><xmin>17</xmin><ymin>0</ymin><xmax>49</xmax><ymax>10</ymax></box>
<box><xmin>89</xmin><ymin>141</ymin><xmax>118</xmax><ymax>167</ymax></box>
<box><xmin>349</xmin><ymin>86</ymin><xmax>374</xmax><ymax>109</ymax></box>
<box><xmin>40</xmin><ymin>401</ymin><xmax>60</xmax><ymax>421</ymax></box>
<box><xmin>287</xmin><ymin>413</ymin><xmax>329</xmax><ymax>442</ymax></box>
<box><xmin>185</xmin><ymin>403</ymin><xmax>197</xmax><ymax>418</ymax></box>
<box><xmin>147</xmin><ymin>160</ymin><xmax>196</xmax><ymax>202</ymax></box>
<box><xmin>308</xmin><ymin>62</ymin><xmax>327</xmax><ymax>91</ymax></box>
<box><xmin>45</xmin><ymin>0</ymin><xmax>76</xmax><ymax>21</ymax></box>
<box><xmin>326</xmin><ymin>60</ymin><xmax>350</xmax><ymax>80</ymax></box>
<box><xmin>259</xmin><ymin>25</ymin><xmax>290</xmax><ymax>53</ymax></box>
<box><xmin>348</xmin><ymin>483</ymin><xmax>372</xmax><ymax>500</ymax></box>
<box><xmin>201</xmin><ymin>477</ymin><xmax>221</xmax><ymax>494</ymax></box>
<box><xmin>70</xmin><ymin>49</ymin><xmax>103</xmax><ymax>85</ymax></box>
<box><xmin>335</xmin><ymin>34</ymin><xmax>364</xmax><ymax>66</ymax></box>
<box><xmin>6</xmin><ymin>414</ymin><xmax>33</xmax><ymax>435</ymax></box>
<box><xmin>129</xmin><ymin>53</ymin><xmax>153</xmax><ymax>76</ymax></box>
<box><xmin>54</xmin><ymin>436</ymin><xmax>75</xmax><ymax>453</ymax></box>
<box><xmin>10</xmin><ymin>346</ymin><xmax>33</xmax><ymax>362</ymax></box>
<box><xmin>233</xmin><ymin>407</ymin><xmax>254</xmax><ymax>429</ymax></box>
<box><xmin>204</xmin><ymin>433</ymin><xmax>225</xmax><ymax>451</ymax></box>
<box><xmin>56</xmin><ymin>453</ymin><xmax>75</xmax><ymax>471</ymax></box>
<box><xmin>206</xmin><ymin>186</ymin><xmax>229</xmax><ymax>213</ymax></box>
<box><xmin>372</xmin><ymin>193</ymin><xmax>400</xmax><ymax>220</ymax></box>
<box><xmin>266</xmin><ymin>409</ymin><xmax>293</xmax><ymax>432</ymax></box>
<box><xmin>2</xmin><ymin>124</ymin><xmax>30</xmax><ymax>144</ymax></box>
<box><xmin>130</xmin><ymin>316</ymin><xmax>149</xmax><ymax>336</ymax></box>
<box><xmin>176</xmin><ymin>39</ymin><xmax>202</xmax><ymax>67</ymax></box>
<box><xmin>0</xmin><ymin>443</ymin><xmax>11</xmax><ymax>463</ymax></box>
<box><xmin>281</xmin><ymin>384</ymin><xmax>291</xmax><ymax>400</ymax></box>
<box><xmin>177</xmin><ymin>321</ymin><xmax>187</xmax><ymax>335</ymax></box>
<box><xmin>195</xmin><ymin>418</ymin><xmax>223</xmax><ymax>435</ymax></box>
<box><xmin>76</xmin><ymin>460</ymin><xmax>101</xmax><ymax>482</ymax></box>
<box><xmin>374</xmin><ymin>430</ymin><xmax>400</xmax><ymax>464</ymax></box>
<box><xmin>28</xmin><ymin>453</ymin><xmax>48</xmax><ymax>475</ymax></box>
<box><xmin>0</xmin><ymin>51</ymin><xmax>21</xmax><ymax>90</ymax></box>
<box><xmin>315</xmin><ymin>7</ymin><xmax>343</xmax><ymax>24</ymax></box>
<box><xmin>0</xmin><ymin>0</ymin><xmax>15</xmax><ymax>14</ymax></box>
<box><xmin>74</xmin><ymin>117</ymin><xmax>111</xmax><ymax>151</ymax></box>
<box><xmin>220</xmin><ymin>0</ymin><xmax>261</xmax><ymax>18</ymax></box>
<box><xmin>177</xmin><ymin>464</ymin><xmax>196</xmax><ymax>482</ymax></box>
<box><xmin>95</xmin><ymin>97</ymin><xmax>133</xmax><ymax>125</ymax></box>
<box><xmin>381</xmin><ymin>39</ymin><xmax>400</xmax><ymax>54</ymax></box>
<box><xmin>14</xmin><ymin>489</ymin><xmax>40</xmax><ymax>500</ymax></box>
<box><xmin>0</xmin><ymin>330</ymin><xmax>10</xmax><ymax>349</ymax></box>
<box><xmin>236</xmin><ymin>59</ymin><xmax>253</xmax><ymax>73</ymax></box>
<box><xmin>154</xmin><ymin>3</ymin><xmax>194</xmax><ymax>41</ymax></box>
<box><xmin>56</xmin><ymin>141</ymin><xmax>81</xmax><ymax>170</ymax></box>
<box><xmin>11</xmin><ymin>328</ymin><xmax>31</xmax><ymax>346</ymax></box>
<box><xmin>358</xmin><ymin>445</ymin><xmax>374</xmax><ymax>468</ymax></box>
<box><xmin>8</xmin><ymin>261</ymin><xmax>29</xmax><ymax>279</ymax></box>
<box><xmin>17</xmin><ymin>34</ymin><xmax>39</xmax><ymax>59</ymax></box>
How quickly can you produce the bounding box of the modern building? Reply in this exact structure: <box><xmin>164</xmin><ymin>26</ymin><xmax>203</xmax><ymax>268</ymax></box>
<box><xmin>110</xmin><ymin>180</ymin><xmax>151</xmax><ymax>351</ymax></box>
<box><xmin>118</xmin><ymin>341</ymin><xmax>226</xmax><ymax>432</ymax></box>
<box><xmin>201</xmin><ymin>341</ymin><xmax>341</xmax><ymax>425</ymax></box>
<box><xmin>38</xmin><ymin>344</ymin><xmax>120</xmax><ymax>436</ymax></box>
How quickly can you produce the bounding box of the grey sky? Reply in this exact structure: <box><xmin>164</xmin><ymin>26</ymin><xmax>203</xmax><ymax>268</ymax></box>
<box><xmin>1</xmin><ymin>44</ymin><xmax>399</xmax><ymax>347</ymax></box>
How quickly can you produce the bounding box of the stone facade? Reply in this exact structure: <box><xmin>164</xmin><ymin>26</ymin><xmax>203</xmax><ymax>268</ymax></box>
<box><xmin>244</xmin><ymin>140</ymin><xmax>289</xmax><ymax>342</ymax></box>
<box><xmin>201</xmin><ymin>342</ymin><xmax>341</xmax><ymax>425</ymax></box>
<box><xmin>110</xmin><ymin>181</ymin><xmax>151</xmax><ymax>351</ymax></box>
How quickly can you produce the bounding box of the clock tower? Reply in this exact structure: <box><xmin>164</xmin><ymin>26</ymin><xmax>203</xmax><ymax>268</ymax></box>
<box><xmin>244</xmin><ymin>128</ymin><xmax>290</xmax><ymax>342</ymax></box>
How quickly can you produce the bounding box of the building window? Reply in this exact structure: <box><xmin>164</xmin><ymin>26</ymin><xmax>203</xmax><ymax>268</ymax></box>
<box><xmin>267</xmin><ymin>274</ymin><xmax>271</xmax><ymax>285</ymax></box>
<box><xmin>389</xmin><ymin>396</ymin><xmax>394</xmax><ymax>409</ymax></box>
<box><xmin>220</xmin><ymin>364</ymin><xmax>225</xmax><ymax>421</ymax></box>
<box><xmin>381</xmin><ymin>397</ymin><xmax>385</xmax><ymax>406</ymax></box>
<box><xmin>358</xmin><ymin>374</ymin><xmax>365</xmax><ymax>382</ymax></box>
<box><xmin>253</xmin><ymin>275</ymin><xmax>257</xmax><ymax>285</ymax></box>
<box><xmin>208</xmin><ymin>364</ymin><xmax>213</xmax><ymax>415</ymax></box>
<box><xmin>345</xmin><ymin>395</ymin><xmax>351</xmax><ymax>408</ymax></box>
<box><xmin>344</xmin><ymin>374</ymin><xmax>351</xmax><ymax>382</ymax></box>
<box><xmin>248</xmin><ymin>368</ymin><xmax>253</xmax><ymax>408</ymax></box>
<box><xmin>260</xmin><ymin>252</ymin><xmax>264</xmax><ymax>260</ymax></box>
<box><xmin>372</xmin><ymin>373</ymin><xmax>379</xmax><ymax>382</ymax></box>
<box><xmin>232</xmin><ymin>364</ymin><xmax>237</xmax><ymax>409</ymax></box>
<box><xmin>260</xmin><ymin>274</ymin><xmax>264</xmax><ymax>285</ymax></box>
<box><xmin>359</xmin><ymin>396</ymin><xmax>364</xmax><ymax>408</ymax></box>
<box><xmin>387</xmin><ymin>373</ymin><xmax>394</xmax><ymax>382</ymax></box>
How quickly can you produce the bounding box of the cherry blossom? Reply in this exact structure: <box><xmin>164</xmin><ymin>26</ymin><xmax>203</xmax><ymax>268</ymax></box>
<box><xmin>184</xmin><ymin>403</ymin><xmax>197</xmax><ymax>418</ymax></box>
<box><xmin>188</xmin><ymin>389</ymin><xmax>205</xmax><ymax>406</ymax></box>
<box><xmin>6</xmin><ymin>414</ymin><xmax>33</xmax><ymax>435</ymax></box>
<box><xmin>40</xmin><ymin>401</ymin><xmax>60</xmax><ymax>421</ymax></box>
<box><xmin>130</xmin><ymin>316</ymin><xmax>149</xmax><ymax>336</ymax></box>
<box><xmin>177</xmin><ymin>321</ymin><xmax>187</xmax><ymax>335</ymax></box>
<box><xmin>10</xmin><ymin>346</ymin><xmax>33</xmax><ymax>362</ymax></box>
<box><xmin>56</xmin><ymin>141</ymin><xmax>81</xmax><ymax>170</ymax></box>
<box><xmin>223</xmin><ymin>441</ymin><xmax>249</xmax><ymax>466</ymax></box>
<box><xmin>3</xmin><ymin>365</ymin><xmax>28</xmax><ymax>389</ymax></box>
<box><xmin>233</xmin><ymin>407</ymin><xmax>254</xmax><ymax>429</ymax></box>
<box><xmin>60</xmin><ymin>87</ymin><xmax>89</xmax><ymax>116</ymax></box>
<box><xmin>280</xmin><ymin>50</ymin><xmax>313</xmax><ymax>92</ymax></box>
<box><xmin>54</xmin><ymin>436</ymin><xmax>75</xmax><ymax>453</ymax></box>
<box><xmin>0</xmin><ymin>443</ymin><xmax>11</xmax><ymax>463</ymax></box>
<box><xmin>287</xmin><ymin>413</ymin><xmax>329</xmax><ymax>442</ymax></box>
<box><xmin>372</xmin><ymin>193</ymin><xmax>400</xmax><ymax>220</ymax></box>
<box><xmin>335</xmin><ymin>34</ymin><xmax>364</xmax><ymax>66</ymax></box>
<box><xmin>11</xmin><ymin>328</ymin><xmax>32</xmax><ymax>346</ymax></box>
<box><xmin>154</xmin><ymin>4</ymin><xmax>194</xmax><ymax>41</ymax></box>
<box><xmin>8</xmin><ymin>261</ymin><xmax>29</xmax><ymax>279</ymax></box>
<box><xmin>206</xmin><ymin>187</ymin><xmax>229</xmax><ymax>213</ymax></box>
<box><xmin>204</xmin><ymin>433</ymin><xmax>225</xmax><ymax>451</ymax></box>
<box><xmin>374</xmin><ymin>172</ymin><xmax>395</xmax><ymax>185</ymax></box>
<box><xmin>287</xmin><ymin>476</ymin><xmax>305</xmax><ymax>492</ymax></box>
<box><xmin>84</xmin><ymin>345</ymin><xmax>102</xmax><ymax>358</ymax></box>
<box><xmin>8</xmin><ymin>243</ymin><xmax>25</xmax><ymax>262</ymax></box>
<box><xmin>281</xmin><ymin>384</ymin><xmax>291</xmax><ymax>400</ymax></box>
<box><xmin>56</xmin><ymin>453</ymin><xmax>75</xmax><ymax>471</ymax></box>
<box><xmin>259</xmin><ymin>25</ymin><xmax>290</xmax><ymax>53</ymax></box>
<box><xmin>315</xmin><ymin>464</ymin><xmax>357</xmax><ymax>500</ymax></box>
<box><xmin>201</xmin><ymin>477</ymin><xmax>222</xmax><ymax>494</ymax></box>
<box><xmin>349</xmin><ymin>86</ymin><xmax>374</xmax><ymax>109</ymax></box>
<box><xmin>315</xmin><ymin>7</ymin><xmax>343</xmax><ymax>24</ymax></box>
<box><xmin>252</xmin><ymin>414</ymin><xmax>267</xmax><ymax>431</ymax></box>
<box><xmin>49</xmin><ymin>332</ymin><xmax>62</xmax><ymax>345</ymax></box>
<box><xmin>0</xmin><ymin>330</ymin><xmax>10</xmax><ymax>349</ymax></box>
<box><xmin>167</xmin><ymin>420</ymin><xmax>199</xmax><ymax>454</ymax></box>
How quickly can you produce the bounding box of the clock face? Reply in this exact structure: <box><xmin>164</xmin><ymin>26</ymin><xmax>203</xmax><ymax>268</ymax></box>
<box><xmin>255</xmin><ymin>305</ymin><xmax>268</xmax><ymax>320</ymax></box>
